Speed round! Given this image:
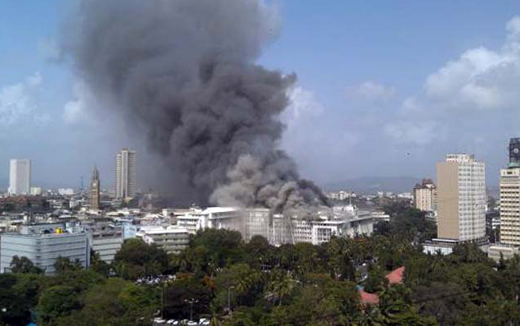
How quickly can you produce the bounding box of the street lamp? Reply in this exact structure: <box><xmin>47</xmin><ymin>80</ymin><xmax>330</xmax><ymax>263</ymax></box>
<box><xmin>184</xmin><ymin>298</ymin><xmax>198</xmax><ymax>321</ymax></box>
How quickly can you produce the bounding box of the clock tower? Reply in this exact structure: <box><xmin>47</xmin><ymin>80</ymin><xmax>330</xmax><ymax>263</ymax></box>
<box><xmin>509</xmin><ymin>138</ymin><xmax>520</xmax><ymax>168</ymax></box>
<box><xmin>90</xmin><ymin>166</ymin><xmax>101</xmax><ymax>210</ymax></box>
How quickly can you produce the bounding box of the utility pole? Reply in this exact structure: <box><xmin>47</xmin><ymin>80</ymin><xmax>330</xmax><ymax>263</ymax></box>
<box><xmin>227</xmin><ymin>285</ymin><xmax>235</xmax><ymax>314</ymax></box>
<box><xmin>161</xmin><ymin>283</ymin><xmax>165</xmax><ymax>319</ymax></box>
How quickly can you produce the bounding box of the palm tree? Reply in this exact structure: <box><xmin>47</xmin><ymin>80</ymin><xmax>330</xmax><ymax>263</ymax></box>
<box><xmin>266</xmin><ymin>270</ymin><xmax>297</xmax><ymax>306</ymax></box>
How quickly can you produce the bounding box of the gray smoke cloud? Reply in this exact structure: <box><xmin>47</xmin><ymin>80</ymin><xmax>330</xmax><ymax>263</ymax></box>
<box><xmin>64</xmin><ymin>0</ymin><xmax>328</xmax><ymax>214</ymax></box>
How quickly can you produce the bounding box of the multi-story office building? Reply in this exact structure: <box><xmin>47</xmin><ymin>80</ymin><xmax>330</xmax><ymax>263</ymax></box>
<box><xmin>90</xmin><ymin>167</ymin><xmax>101</xmax><ymax>210</ymax></box>
<box><xmin>413</xmin><ymin>179</ymin><xmax>437</xmax><ymax>212</ymax></box>
<box><xmin>0</xmin><ymin>224</ymin><xmax>89</xmax><ymax>275</ymax></box>
<box><xmin>116</xmin><ymin>148</ymin><xmax>136</xmax><ymax>201</ymax></box>
<box><xmin>500</xmin><ymin>138</ymin><xmax>520</xmax><ymax>246</ymax></box>
<box><xmin>436</xmin><ymin>154</ymin><xmax>486</xmax><ymax>241</ymax></box>
<box><xmin>136</xmin><ymin>226</ymin><xmax>190</xmax><ymax>254</ymax></box>
<box><xmin>9</xmin><ymin>159</ymin><xmax>31</xmax><ymax>195</ymax></box>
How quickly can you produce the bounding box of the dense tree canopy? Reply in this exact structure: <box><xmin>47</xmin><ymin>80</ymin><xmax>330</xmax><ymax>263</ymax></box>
<box><xmin>114</xmin><ymin>238</ymin><xmax>170</xmax><ymax>280</ymax></box>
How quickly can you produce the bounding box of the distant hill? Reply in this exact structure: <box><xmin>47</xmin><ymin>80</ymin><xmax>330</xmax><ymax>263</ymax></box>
<box><xmin>323</xmin><ymin>176</ymin><xmax>421</xmax><ymax>194</ymax></box>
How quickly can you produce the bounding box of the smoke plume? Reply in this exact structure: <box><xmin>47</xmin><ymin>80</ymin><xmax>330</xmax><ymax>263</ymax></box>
<box><xmin>65</xmin><ymin>0</ymin><xmax>328</xmax><ymax>214</ymax></box>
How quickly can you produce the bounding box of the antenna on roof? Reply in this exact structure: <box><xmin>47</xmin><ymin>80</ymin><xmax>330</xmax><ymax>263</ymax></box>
<box><xmin>80</xmin><ymin>176</ymin><xmax>84</xmax><ymax>195</ymax></box>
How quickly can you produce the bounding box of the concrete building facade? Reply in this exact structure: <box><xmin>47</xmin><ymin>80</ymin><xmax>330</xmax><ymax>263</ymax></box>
<box><xmin>499</xmin><ymin>168</ymin><xmax>520</xmax><ymax>245</ymax></box>
<box><xmin>0</xmin><ymin>225</ymin><xmax>89</xmax><ymax>275</ymax></box>
<box><xmin>86</xmin><ymin>223</ymin><xmax>123</xmax><ymax>263</ymax></box>
<box><xmin>413</xmin><ymin>179</ymin><xmax>437</xmax><ymax>212</ymax></box>
<box><xmin>9</xmin><ymin>159</ymin><xmax>31</xmax><ymax>195</ymax></box>
<box><xmin>499</xmin><ymin>138</ymin><xmax>520</xmax><ymax>246</ymax></box>
<box><xmin>244</xmin><ymin>208</ymin><xmax>271</xmax><ymax>242</ymax></box>
<box><xmin>436</xmin><ymin>154</ymin><xmax>486</xmax><ymax>241</ymax></box>
<box><xmin>136</xmin><ymin>226</ymin><xmax>190</xmax><ymax>254</ymax></box>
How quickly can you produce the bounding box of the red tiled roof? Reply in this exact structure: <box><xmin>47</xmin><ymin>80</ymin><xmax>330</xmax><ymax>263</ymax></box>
<box><xmin>385</xmin><ymin>266</ymin><xmax>405</xmax><ymax>285</ymax></box>
<box><xmin>358</xmin><ymin>266</ymin><xmax>405</xmax><ymax>306</ymax></box>
<box><xmin>359</xmin><ymin>290</ymin><xmax>379</xmax><ymax>305</ymax></box>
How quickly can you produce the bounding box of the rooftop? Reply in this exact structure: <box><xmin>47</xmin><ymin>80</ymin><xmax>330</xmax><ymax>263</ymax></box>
<box><xmin>138</xmin><ymin>226</ymin><xmax>189</xmax><ymax>235</ymax></box>
<box><xmin>202</xmin><ymin>207</ymin><xmax>238</xmax><ymax>214</ymax></box>
<box><xmin>385</xmin><ymin>266</ymin><xmax>405</xmax><ymax>285</ymax></box>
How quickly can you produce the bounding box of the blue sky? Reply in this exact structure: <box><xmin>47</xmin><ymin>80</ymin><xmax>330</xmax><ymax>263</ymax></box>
<box><xmin>1</xmin><ymin>1</ymin><xmax>520</xmax><ymax>190</ymax></box>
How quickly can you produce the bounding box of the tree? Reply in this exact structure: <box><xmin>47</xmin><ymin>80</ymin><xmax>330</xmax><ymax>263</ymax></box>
<box><xmin>497</xmin><ymin>254</ymin><xmax>520</xmax><ymax>302</ymax></box>
<box><xmin>0</xmin><ymin>274</ymin><xmax>34</xmax><ymax>326</ymax></box>
<box><xmin>90</xmin><ymin>250</ymin><xmax>111</xmax><ymax>277</ymax></box>
<box><xmin>191</xmin><ymin>229</ymin><xmax>245</xmax><ymax>271</ymax></box>
<box><xmin>10</xmin><ymin>256</ymin><xmax>43</xmax><ymax>274</ymax></box>
<box><xmin>370</xmin><ymin>285</ymin><xmax>437</xmax><ymax>326</ymax></box>
<box><xmin>267</xmin><ymin>275</ymin><xmax>360</xmax><ymax>325</ymax></box>
<box><xmin>412</xmin><ymin>282</ymin><xmax>469</xmax><ymax>325</ymax></box>
<box><xmin>265</xmin><ymin>270</ymin><xmax>297</xmax><ymax>306</ymax></box>
<box><xmin>114</xmin><ymin>238</ymin><xmax>170</xmax><ymax>280</ymax></box>
<box><xmin>451</xmin><ymin>243</ymin><xmax>492</xmax><ymax>264</ymax></box>
<box><xmin>54</xmin><ymin>257</ymin><xmax>83</xmax><ymax>274</ymax></box>
<box><xmin>37</xmin><ymin>285</ymin><xmax>81</xmax><ymax>325</ymax></box>
<box><xmin>49</xmin><ymin>278</ymin><xmax>159</xmax><ymax>326</ymax></box>
<box><xmin>213</xmin><ymin>263</ymin><xmax>263</xmax><ymax>311</ymax></box>
<box><xmin>164</xmin><ymin>276</ymin><xmax>212</xmax><ymax>319</ymax></box>
<box><xmin>380</xmin><ymin>203</ymin><xmax>437</xmax><ymax>243</ymax></box>
<box><xmin>363</xmin><ymin>264</ymin><xmax>388</xmax><ymax>293</ymax></box>
<box><xmin>245</xmin><ymin>235</ymin><xmax>273</xmax><ymax>270</ymax></box>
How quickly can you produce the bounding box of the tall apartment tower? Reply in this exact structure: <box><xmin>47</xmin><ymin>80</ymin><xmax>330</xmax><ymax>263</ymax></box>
<box><xmin>116</xmin><ymin>148</ymin><xmax>136</xmax><ymax>201</ymax></box>
<box><xmin>9</xmin><ymin>159</ymin><xmax>31</xmax><ymax>195</ymax></box>
<box><xmin>436</xmin><ymin>154</ymin><xmax>486</xmax><ymax>241</ymax></box>
<box><xmin>413</xmin><ymin>178</ymin><xmax>437</xmax><ymax>212</ymax></box>
<box><xmin>90</xmin><ymin>167</ymin><xmax>101</xmax><ymax>210</ymax></box>
<box><xmin>500</xmin><ymin>138</ymin><xmax>520</xmax><ymax>245</ymax></box>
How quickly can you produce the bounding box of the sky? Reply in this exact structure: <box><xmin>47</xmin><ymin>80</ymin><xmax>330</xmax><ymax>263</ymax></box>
<box><xmin>1</xmin><ymin>0</ymin><xmax>520</xmax><ymax>190</ymax></box>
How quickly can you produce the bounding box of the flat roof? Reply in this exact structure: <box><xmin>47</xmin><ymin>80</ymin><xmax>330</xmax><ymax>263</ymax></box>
<box><xmin>202</xmin><ymin>207</ymin><xmax>238</xmax><ymax>214</ymax></box>
<box><xmin>138</xmin><ymin>226</ymin><xmax>189</xmax><ymax>234</ymax></box>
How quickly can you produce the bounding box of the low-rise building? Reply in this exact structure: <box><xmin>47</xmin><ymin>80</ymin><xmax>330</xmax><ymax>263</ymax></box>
<box><xmin>423</xmin><ymin>237</ymin><xmax>489</xmax><ymax>256</ymax></box>
<box><xmin>488</xmin><ymin>244</ymin><xmax>520</xmax><ymax>261</ymax></box>
<box><xmin>0</xmin><ymin>224</ymin><xmax>89</xmax><ymax>275</ymax></box>
<box><xmin>271</xmin><ymin>213</ymin><xmax>374</xmax><ymax>246</ymax></box>
<box><xmin>136</xmin><ymin>226</ymin><xmax>190</xmax><ymax>254</ymax></box>
<box><xmin>85</xmin><ymin>222</ymin><xmax>124</xmax><ymax>263</ymax></box>
<box><xmin>370</xmin><ymin>210</ymin><xmax>390</xmax><ymax>222</ymax></box>
<box><xmin>177</xmin><ymin>207</ymin><xmax>243</xmax><ymax>234</ymax></box>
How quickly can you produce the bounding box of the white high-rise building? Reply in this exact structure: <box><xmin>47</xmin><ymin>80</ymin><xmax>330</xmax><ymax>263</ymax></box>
<box><xmin>116</xmin><ymin>148</ymin><xmax>136</xmax><ymax>201</ymax></box>
<box><xmin>9</xmin><ymin>159</ymin><xmax>31</xmax><ymax>195</ymax></box>
<box><xmin>436</xmin><ymin>154</ymin><xmax>486</xmax><ymax>241</ymax></box>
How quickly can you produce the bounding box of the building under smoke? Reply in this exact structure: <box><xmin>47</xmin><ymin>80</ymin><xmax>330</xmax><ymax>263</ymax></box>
<box><xmin>64</xmin><ymin>0</ymin><xmax>329</xmax><ymax>217</ymax></box>
<box><xmin>175</xmin><ymin>206</ymin><xmax>374</xmax><ymax>246</ymax></box>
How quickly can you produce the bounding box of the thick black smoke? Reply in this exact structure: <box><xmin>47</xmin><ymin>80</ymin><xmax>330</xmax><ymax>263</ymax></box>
<box><xmin>65</xmin><ymin>0</ymin><xmax>328</xmax><ymax>214</ymax></box>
